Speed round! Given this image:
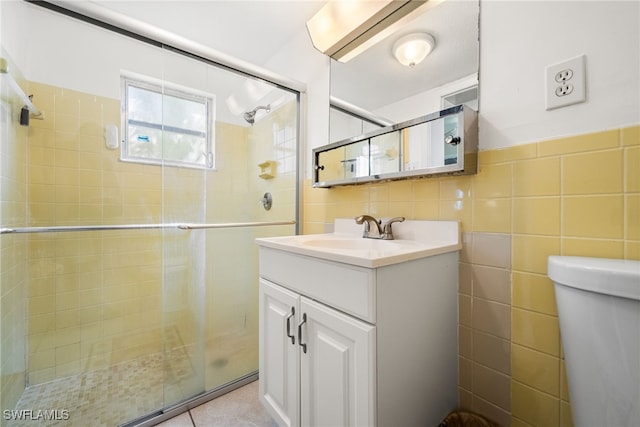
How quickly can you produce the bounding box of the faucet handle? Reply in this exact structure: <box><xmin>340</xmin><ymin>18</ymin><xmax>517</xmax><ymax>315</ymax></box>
<box><xmin>382</xmin><ymin>217</ymin><xmax>405</xmax><ymax>239</ymax></box>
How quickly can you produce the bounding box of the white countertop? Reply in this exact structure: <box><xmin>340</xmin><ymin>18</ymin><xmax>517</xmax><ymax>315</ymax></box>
<box><xmin>256</xmin><ymin>219</ymin><xmax>461</xmax><ymax>268</ymax></box>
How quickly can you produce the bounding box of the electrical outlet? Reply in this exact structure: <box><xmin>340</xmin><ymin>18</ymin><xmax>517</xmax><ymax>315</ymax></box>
<box><xmin>555</xmin><ymin>69</ymin><xmax>573</xmax><ymax>82</ymax></box>
<box><xmin>545</xmin><ymin>54</ymin><xmax>586</xmax><ymax>110</ymax></box>
<box><xmin>555</xmin><ymin>84</ymin><xmax>573</xmax><ymax>96</ymax></box>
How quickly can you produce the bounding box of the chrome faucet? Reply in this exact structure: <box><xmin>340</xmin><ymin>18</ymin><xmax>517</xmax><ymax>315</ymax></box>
<box><xmin>355</xmin><ymin>215</ymin><xmax>383</xmax><ymax>239</ymax></box>
<box><xmin>355</xmin><ymin>215</ymin><xmax>405</xmax><ymax>240</ymax></box>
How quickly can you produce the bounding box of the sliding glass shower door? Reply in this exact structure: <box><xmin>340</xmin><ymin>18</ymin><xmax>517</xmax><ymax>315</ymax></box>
<box><xmin>0</xmin><ymin>2</ymin><xmax>298</xmax><ymax>426</ymax></box>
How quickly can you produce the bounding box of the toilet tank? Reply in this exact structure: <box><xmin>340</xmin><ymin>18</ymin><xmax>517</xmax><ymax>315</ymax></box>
<box><xmin>548</xmin><ymin>256</ymin><xmax>640</xmax><ymax>427</ymax></box>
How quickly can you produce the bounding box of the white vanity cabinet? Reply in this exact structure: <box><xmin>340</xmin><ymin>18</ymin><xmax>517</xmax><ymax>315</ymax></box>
<box><xmin>257</xmin><ymin>223</ymin><xmax>460</xmax><ymax>427</ymax></box>
<box><xmin>260</xmin><ymin>278</ymin><xmax>375</xmax><ymax>427</ymax></box>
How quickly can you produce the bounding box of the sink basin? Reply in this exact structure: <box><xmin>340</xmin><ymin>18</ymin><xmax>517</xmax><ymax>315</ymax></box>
<box><xmin>256</xmin><ymin>219</ymin><xmax>461</xmax><ymax>268</ymax></box>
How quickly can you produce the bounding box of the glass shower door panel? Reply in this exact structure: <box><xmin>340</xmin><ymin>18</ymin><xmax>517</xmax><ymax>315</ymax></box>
<box><xmin>4</xmin><ymin>11</ymin><xmax>180</xmax><ymax>422</ymax></box>
<box><xmin>159</xmin><ymin>49</ymin><xmax>211</xmax><ymax>406</ymax></box>
<box><xmin>2</xmin><ymin>2</ymin><xmax>300</xmax><ymax>425</ymax></box>
<box><xmin>202</xmin><ymin>71</ymin><xmax>299</xmax><ymax>391</ymax></box>
<box><xmin>204</xmin><ymin>227</ymin><xmax>260</xmax><ymax>389</ymax></box>
<box><xmin>160</xmin><ymin>155</ymin><xmax>207</xmax><ymax>405</ymax></box>
<box><xmin>101</xmin><ymin>229</ymin><xmax>166</xmax><ymax>424</ymax></box>
<box><xmin>161</xmin><ymin>228</ymin><xmax>206</xmax><ymax>405</ymax></box>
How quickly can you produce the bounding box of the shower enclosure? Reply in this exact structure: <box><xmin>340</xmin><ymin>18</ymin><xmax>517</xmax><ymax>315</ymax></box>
<box><xmin>0</xmin><ymin>2</ymin><xmax>299</xmax><ymax>426</ymax></box>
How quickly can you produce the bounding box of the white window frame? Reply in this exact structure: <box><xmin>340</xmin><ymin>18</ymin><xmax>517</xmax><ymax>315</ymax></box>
<box><xmin>121</xmin><ymin>73</ymin><xmax>215</xmax><ymax>169</ymax></box>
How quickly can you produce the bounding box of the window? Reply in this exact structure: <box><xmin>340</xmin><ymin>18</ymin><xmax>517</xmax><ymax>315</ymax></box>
<box><xmin>121</xmin><ymin>74</ymin><xmax>215</xmax><ymax>169</ymax></box>
<box><xmin>273</xmin><ymin>124</ymin><xmax>297</xmax><ymax>174</ymax></box>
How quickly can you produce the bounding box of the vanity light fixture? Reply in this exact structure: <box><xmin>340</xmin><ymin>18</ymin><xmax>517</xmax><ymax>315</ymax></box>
<box><xmin>306</xmin><ymin>0</ymin><xmax>429</xmax><ymax>62</ymax></box>
<box><xmin>392</xmin><ymin>32</ymin><xmax>435</xmax><ymax>67</ymax></box>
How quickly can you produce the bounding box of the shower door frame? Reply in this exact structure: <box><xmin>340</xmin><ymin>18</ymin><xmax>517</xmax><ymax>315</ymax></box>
<box><xmin>28</xmin><ymin>0</ymin><xmax>306</xmax><ymax>240</ymax></box>
<box><xmin>17</xmin><ymin>1</ymin><xmax>306</xmax><ymax>425</ymax></box>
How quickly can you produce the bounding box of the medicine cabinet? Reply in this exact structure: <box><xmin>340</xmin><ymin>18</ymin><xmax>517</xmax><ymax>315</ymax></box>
<box><xmin>312</xmin><ymin>104</ymin><xmax>478</xmax><ymax>188</ymax></box>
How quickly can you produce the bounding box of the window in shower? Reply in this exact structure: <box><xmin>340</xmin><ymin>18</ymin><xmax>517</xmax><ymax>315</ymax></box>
<box><xmin>274</xmin><ymin>124</ymin><xmax>297</xmax><ymax>173</ymax></box>
<box><xmin>121</xmin><ymin>74</ymin><xmax>215</xmax><ymax>169</ymax></box>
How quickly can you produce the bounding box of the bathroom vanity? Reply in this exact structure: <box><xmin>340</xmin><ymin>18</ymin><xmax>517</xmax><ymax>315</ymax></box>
<box><xmin>256</xmin><ymin>219</ymin><xmax>461</xmax><ymax>427</ymax></box>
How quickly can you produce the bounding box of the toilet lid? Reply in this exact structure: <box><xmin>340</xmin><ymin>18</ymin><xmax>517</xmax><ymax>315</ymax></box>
<box><xmin>548</xmin><ymin>256</ymin><xmax>640</xmax><ymax>301</ymax></box>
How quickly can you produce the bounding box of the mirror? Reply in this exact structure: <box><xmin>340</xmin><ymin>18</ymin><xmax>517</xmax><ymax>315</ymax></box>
<box><xmin>314</xmin><ymin>105</ymin><xmax>478</xmax><ymax>188</ymax></box>
<box><xmin>329</xmin><ymin>0</ymin><xmax>480</xmax><ymax>143</ymax></box>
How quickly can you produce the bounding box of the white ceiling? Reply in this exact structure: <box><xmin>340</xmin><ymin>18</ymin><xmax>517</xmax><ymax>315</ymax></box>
<box><xmin>89</xmin><ymin>0</ymin><xmax>479</xmax><ymax>115</ymax></box>
<box><xmin>331</xmin><ymin>0</ymin><xmax>479</xmax><ymax>112</ymax></box>
<box><xmin>92</xmin><ymin>0</ymin><xmax>326</xmax><ymax>65</ymax></box>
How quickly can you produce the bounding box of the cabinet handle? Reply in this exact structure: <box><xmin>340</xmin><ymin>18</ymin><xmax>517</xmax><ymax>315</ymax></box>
<box><xmin>298</xmin><ymin>313</ymin><xmax>307</xmax><ymax>354</ymax></box>
<box><xmin>285</xmin><ymin>307</ymin><xmax>296</xmax><ymax>345</ymax></box>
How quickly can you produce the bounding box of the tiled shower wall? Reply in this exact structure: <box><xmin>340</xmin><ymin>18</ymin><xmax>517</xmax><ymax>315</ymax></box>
<box><xmin>0</xmin><ymin>66</ymin><xmax>29</xmax><ymax>414</ymax></box>
<box><xmin>24</xmin><ymin>81</ymin><xmax>201</xmax><ymax>386</ymax></box>
<box><xmin>21</xmin><ymin>80</ymin><xmax>297</xmax><ymax>389</ymax></box>
<box><xmin>303</xmin><ymin>124</ymin><xmax>639</xmax><ymax>427</ymax></box>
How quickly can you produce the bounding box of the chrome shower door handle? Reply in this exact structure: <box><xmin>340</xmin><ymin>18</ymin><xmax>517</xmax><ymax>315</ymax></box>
<box><xmin>285</xmin><ymin>307</ymin><xmax>295</xmax><ymax>345</ymax></box>
<box><xmin>298</xmin><ymin>313</ymin><xmax>307</xmax><ymax>354</ymax></box>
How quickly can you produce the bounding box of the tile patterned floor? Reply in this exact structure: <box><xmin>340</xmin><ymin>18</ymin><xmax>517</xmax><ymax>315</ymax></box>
<box><xmin>7</xmin><ymin>344</ymin><xmax>204</xmax><ymax>427</ymax></box>
<box><xmin>7</xmin><ymin>351</ymin><xmax>272</xmax><ymax>427</ymax></box>
<box><xmin>155</xmin><ymin>381</ymin><xmax>277</xmax><ymax>427</ymax></box>
<box><xmin>8</xmin><ymin>355</ymin><xmax>165</xmax><ymax>427</ymax></box>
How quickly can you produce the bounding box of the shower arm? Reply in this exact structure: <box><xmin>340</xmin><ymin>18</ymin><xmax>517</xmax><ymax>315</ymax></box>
<box><xmin>243</xmin><ymin>104</ymin><xmax>271</xmax><ymax>124</ymax></box>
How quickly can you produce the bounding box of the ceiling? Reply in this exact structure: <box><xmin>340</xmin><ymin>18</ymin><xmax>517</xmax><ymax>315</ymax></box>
<box><xmin>91</xmin><ymin>0</ymin><xmax>326</xmax><ymax>66</ymax></box>
<box><xmin>331</xmin><ymin>0</ymin><xmax>479</xmax><ymax>112</ymax></box>
<box><xmin>88</xmin><ymin>0</ymin><xmax>478</xmax><ymax>116</ymax></box>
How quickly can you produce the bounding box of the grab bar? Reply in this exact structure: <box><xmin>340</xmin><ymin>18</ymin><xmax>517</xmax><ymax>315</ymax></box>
<box><xmin>0</xmin><ymin>220</ymin><xmax>295</xmax><ymax>235</ymax></box>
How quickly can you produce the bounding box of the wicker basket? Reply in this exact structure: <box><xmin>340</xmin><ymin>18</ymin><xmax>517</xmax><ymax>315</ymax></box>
<box><xmin>438</xmin><ymin>411</ymin><xmax>498</xmax><ymax>427</ymax></box>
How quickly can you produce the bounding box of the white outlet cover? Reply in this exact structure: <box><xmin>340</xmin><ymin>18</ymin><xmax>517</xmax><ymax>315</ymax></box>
<box><xmin>545</xmin><ymin>54</ymin><xmax>586</xmax><ymax>110</ymax></box>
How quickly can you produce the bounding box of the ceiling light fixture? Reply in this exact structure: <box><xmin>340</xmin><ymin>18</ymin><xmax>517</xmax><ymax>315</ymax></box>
<box><xmin>392</xmin><ymin>32</ymin><xmax>435</xmax><ymax>67</ymax></box>
<box><xmin>306</xmin><ymin>0</ymin><xmax>429</xmax><ymax>63</ymax></box>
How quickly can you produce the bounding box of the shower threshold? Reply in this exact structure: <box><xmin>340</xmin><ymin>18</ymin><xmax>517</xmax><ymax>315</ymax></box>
<box><xmin>121</xmin><ymin>371</ymin><xmax>259</xmax><ymax>427</ymax></box>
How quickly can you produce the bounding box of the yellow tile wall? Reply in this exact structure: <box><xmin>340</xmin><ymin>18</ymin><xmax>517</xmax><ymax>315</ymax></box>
<box><xmin>302</xmin><ymin>124</ymin><xmax>640</xmax><ymax>427</ymax></box>
<box><xmin>22</xmin><ymin>82</ymin><xmax>298</xmax><ymax>393</ymax></box>
<box><xmin>23</xmin><ymin>82</ymin><xmax>165</xmax><ymax>384</ymax></box>
<box><xmin>248</xmin><ymin>99</ymin><xmax>298</xmax><ymax>222</ymax></box>
<box><xmin>0</xmin><ymin>66</ymin><xmax>29</xmax><ymax>416</ymax></box>
<box><xmin>22</xmin><ymin>81</ymin><xmax>262</xmax><ymax>386</ymax></box>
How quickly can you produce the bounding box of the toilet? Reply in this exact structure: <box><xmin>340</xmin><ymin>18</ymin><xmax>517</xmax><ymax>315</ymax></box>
<box><xmin>548</xmin><ymin>256</ymin><xmax>640</xmax><ymax>427</ymax></box>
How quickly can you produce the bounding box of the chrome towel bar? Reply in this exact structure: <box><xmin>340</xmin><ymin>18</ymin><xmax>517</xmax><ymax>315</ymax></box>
<box><xmin>0</xmin><ymin>220</ymin><xmax>295</xmax><ymax>235</ymax></box>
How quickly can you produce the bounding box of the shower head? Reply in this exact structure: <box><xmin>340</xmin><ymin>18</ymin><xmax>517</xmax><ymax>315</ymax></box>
<box><xmin>243</xmin><ymin>104</ymin><xmax>271</xmax><ymax>125</ymax></box>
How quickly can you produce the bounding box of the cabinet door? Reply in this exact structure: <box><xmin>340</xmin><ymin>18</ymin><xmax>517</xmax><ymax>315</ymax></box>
<box><xmin>259</xmin><ymin>279</ymin><xmax>300</xmax><ymax>427</ymax></box>
<box><xmin>299</xmin><ymin>297</ymin><xmax>376</xmax><ymax>427</ymax></box>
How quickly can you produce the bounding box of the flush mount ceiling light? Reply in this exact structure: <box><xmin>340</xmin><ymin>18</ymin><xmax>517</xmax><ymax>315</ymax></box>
<box><xmin>306</xmin><ymin>0</ymin><xmax>429</xmax><ymax>63</ymax></box>
<box><xmin>392</xmin><ymin>32</ymin><xmax>435</xmax><ymax>67</ymax></box>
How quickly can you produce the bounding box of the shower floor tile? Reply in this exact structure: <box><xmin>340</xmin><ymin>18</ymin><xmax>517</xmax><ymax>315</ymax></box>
<box><xmin>8</xmin><ymin>353</ymin><xmax>174</xmax><ymax>427</ymax></box>
<box><xmin>8</xmin><ymin>354</ymin><xmax>272</xmax><ymax>427</ymax></box>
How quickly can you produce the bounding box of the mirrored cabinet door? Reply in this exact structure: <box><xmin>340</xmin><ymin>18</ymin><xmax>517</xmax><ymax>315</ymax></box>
<box><xmin>317</xmin><ymin>139</ymin><xmax>370</xmax><ymax>183</ymax></box>
<box><xmin>370</xmin><ymin>132</ymin><xmax>401</xmax><ymax>176</ymax></box>
<box><xmin>313</xmin><ymin>105</ymin><xmax>478</xmax><ymax>188</ymax></box>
